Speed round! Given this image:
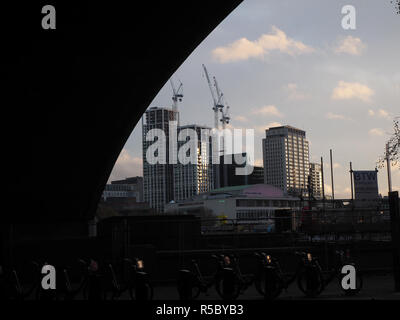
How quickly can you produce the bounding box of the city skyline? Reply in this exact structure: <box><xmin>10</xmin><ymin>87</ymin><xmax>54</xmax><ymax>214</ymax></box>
<box><xmin>109</xmin><ymin>0</ymin><xmax>400</xmax><ymax>198</ymax></box>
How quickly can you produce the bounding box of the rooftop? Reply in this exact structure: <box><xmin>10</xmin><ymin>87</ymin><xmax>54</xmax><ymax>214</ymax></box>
<box><xmin>194</xmin><ymin>184</ymin><xmax>298</xmax><ymax>200</ymax></box>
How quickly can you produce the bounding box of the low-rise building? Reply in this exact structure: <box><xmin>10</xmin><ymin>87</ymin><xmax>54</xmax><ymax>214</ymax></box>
<box><xmin>102</xmin><ymin>176</ymin><xmax>144</xmax><ymax>201</ymax></box>
<box><xmin>165</xmin><ymin>184</ymin><xmax>300</xmax><ymax>225</ymax></box>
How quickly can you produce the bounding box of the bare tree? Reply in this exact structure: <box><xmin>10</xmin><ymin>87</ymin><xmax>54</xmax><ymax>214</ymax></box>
<box><xmin>378</xmin><ymin>117</ymin><xmax>400</xmax><ymax>168</ymax></box>
<box><xmin>391</xmin><ymin>0</ymin><xmax>400</xmax><ymax>14</ymax></box>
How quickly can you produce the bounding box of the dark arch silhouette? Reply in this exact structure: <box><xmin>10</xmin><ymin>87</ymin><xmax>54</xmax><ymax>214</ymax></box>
<box><xmin>1</xmin><ymin>1</ymin><xmax>243</xmax><ymax>223</ymax></box>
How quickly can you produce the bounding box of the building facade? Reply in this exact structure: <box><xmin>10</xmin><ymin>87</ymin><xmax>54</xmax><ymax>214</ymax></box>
<box><xmin>263</xmin><ymin>125</ymin><xmax>310</xmax><ymax>196</ymax></box>
<box><xmin>165</xmin><ymin>184</ymin><xmax>300</xmax><ymax>231</ymax></box>
<box><xmin>173</xmin><ymin>124</ymin><xmax>214</xmax><ymax>201</ymax></box>
<box><xmin>142</xmin><ymin>107</ymin><xmax>179</xmax><ymax>212</ymax></box>
<box><xmin>102</xmin><ymin>176</ymin><xmax>143</xmax><ymax>201</ymax></box>
<box><xmin>248</xmin><ymin>166</ymin><xmax>264</xmax><ymax>185</ymax></box>
<box><xmin>309</xmin><ymin>162</ymin><xmax>323</xmax><ymax>199</ymax></box>
<box><xmin>218</xmin><ymin>153</ymin><xmax>264</xmax><ymax>187</ymax></box>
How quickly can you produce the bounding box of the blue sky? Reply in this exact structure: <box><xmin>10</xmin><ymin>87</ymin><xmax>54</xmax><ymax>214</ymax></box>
<box><xmin>109</xmin><ymin>0</ymin><xmax>400</xmax><ymax>197</ymax></box>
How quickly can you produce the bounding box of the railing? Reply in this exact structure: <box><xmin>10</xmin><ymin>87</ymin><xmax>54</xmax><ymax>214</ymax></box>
<box><xmin>198</xmin><ymin>209</ymin><xmax>392</xmax><ymax>242</ymax></box>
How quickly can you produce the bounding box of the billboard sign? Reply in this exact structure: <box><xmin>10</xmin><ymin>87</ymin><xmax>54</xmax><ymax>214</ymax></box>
<box><xmin>353</xmin><ymin>170</ymin><xmax>379</xmax><ymax>200</ymax></box>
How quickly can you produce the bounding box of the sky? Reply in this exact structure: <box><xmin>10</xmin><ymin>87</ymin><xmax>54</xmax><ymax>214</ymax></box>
<box><xmin>109</xmin><ymin>0</ymin><xmax>400</xmax><ymax>198</ymax></box>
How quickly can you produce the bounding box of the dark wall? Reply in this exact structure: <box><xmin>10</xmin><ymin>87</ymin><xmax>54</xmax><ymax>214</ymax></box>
<box><xmin>98</xmin><ymin>215</ymin><xmax>202</xmax><ymax>251</ymax></box>
<box><xmin>1</xmin><ymin>1</ymin><xmax>243</xmax><ymax>223</ymax></box>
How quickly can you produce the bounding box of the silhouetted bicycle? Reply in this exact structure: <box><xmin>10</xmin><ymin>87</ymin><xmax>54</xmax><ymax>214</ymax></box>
<box><xmin>177</xmin><ymin>259</ymin><xmax>211</xmax><ymax>300</ymax></box>
<box><xmin>60</xmin><ymin>259</ymin><xmax>89</xmax><ymax>300</ymax></box>
<box><xmin>8</xmin><ymin>261</ymin><xmax>41</xmax><ymax>300</ymax></box>
<box><xmin>81</xmin><ymin>258</ymin><xmax>106</xmax><ymax>300</ymax></box>
<box><xmin>213</xmin><ymin>254</ymin><xmax>253</xmax><ymax>300</ymax></box>
<box><xmin>254</xmin><ymin>252</ymin><xmax>286</xmax><ymax>300</ymax></box>
<box><xmin>1</xmin><ymin>260</ymin><xmax>60</xmax><ymax>300</ymax></box>
<box><xmin>124</xmin><ymin>258</ymin><xmax>153</xmax><ymax>300</ymax></box>
<box><xmin>285</xmin><ymin>251</ymin><xmax>324</xmax><ymax>298</ymax></box>
<box><xmin>103</xmin><ymin>262</ymin><xmax>133</xmax><ymax>300</ymax></box>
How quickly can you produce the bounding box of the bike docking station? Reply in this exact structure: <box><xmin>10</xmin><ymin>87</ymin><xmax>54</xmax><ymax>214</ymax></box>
<box><xmin>172</xmin><ymin>250</ymin><xmax>364</xmax><ymax>303</ymax></box>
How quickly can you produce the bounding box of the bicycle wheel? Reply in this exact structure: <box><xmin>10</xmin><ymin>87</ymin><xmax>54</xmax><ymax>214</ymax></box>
<box><xmin>254</xmin><ymin>274</ymin><xmax>266</xmax><ymax>296</ymax></box>
<box><xmin>297</xmin><ymin>267</ymin><xmax>324</xmax><ymax>298</ymax></box>
<box><xmin>191</xmin><ymin>285</ymin><xmax>201</xmax><ymax>300</ymax></box>
<box><xmin>128</xmin><ymin>286</ymin><xmax>134</xmax><ymax>300</ymax></box>
<box><xmin>177</xmin><ymin>270</ymin><xmax>201</xmax><ymax>300</ymax></box>
<box><xmin>145</xmin><ymin>282</ymin><xmax>154</xmax><ymax>300</ymax></box>
<box><xmin>215</xmin><ymin>271</ymin><xmax>241</xmax><ymax>300</ymax></box>
<box><xmin>135</xmin><ymin>281</ymin><xmax>154</xmax><ymax>300</ymax></box>
<box><xmin>263</xmin><ymin>267</ymin><xmax>283</xmax><ymax>300</ymax></box>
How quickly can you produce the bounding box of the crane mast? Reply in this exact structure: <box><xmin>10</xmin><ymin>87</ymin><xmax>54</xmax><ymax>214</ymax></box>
<box><xmin>213</xmin><ymin>76</ymin><xmax>229</xmax><ymax>129</ymax></box>
<box><xmin>220</xmin><ymin>105</ymin><xmax>230</xmax><ymax>129</ymax></box>
<box><xmin>202</xmin><ymin>64</ymin><xmax>232</xmax><ymax>188</ymax></box>
<box><xmin>170</xmin><ymin>78</ymin><xmax>183</xmax><ymax>112</ymax></box>
<box><xmin>202</xmin><ymin>64</ymin><xmax>220</xmax><ymax>129</ymax></box>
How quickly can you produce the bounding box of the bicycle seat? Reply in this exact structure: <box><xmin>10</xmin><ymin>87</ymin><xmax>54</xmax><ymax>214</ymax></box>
<box><xmin>178</xmin><ymin>269</ymin><xmax>191</xmax><ymax>273</ymax></box>
<box><xmin>223</xmin><ymin>267</ymin><xmax>234</xmax><ymax>272</ymax></box>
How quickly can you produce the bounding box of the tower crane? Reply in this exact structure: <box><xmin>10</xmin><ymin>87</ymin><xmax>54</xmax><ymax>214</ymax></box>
<box><xmin>202</xmin><ymin>64</ymin><xmax>223</xmax><ymax>129</ymax></box>
<box><xmin>170</xmin><ymin>78</ymin><xmax>183</xmax><ymax>112</ymax></box>
<box><xmin>202</xmin><ymin>64</ymin><xmax>232</xmax><ymax>188</ymax></box>
<box><xmin>220</xmin><ymin>105</ymin><xmax>230</xmax><ymax>129</ymax></box>
<box><xmin>213</xmin><ymin>76</ymin><xmax>230</xmax><ymax>129</ymax></box>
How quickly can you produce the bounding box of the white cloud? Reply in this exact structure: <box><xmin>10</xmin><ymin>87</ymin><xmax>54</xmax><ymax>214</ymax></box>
<box><xmin>108</xmin><ymin>148</ymin><xmax>142</xmax><ymax>182</ymax></box>
<box><xmin>233</xmin><ymin>115</ymin><xmax>249</xmax><ymax>123</ymax></box>
<box><xmin>369</xmin><ymin>128</ymin><xmax>385</xmax><ymax>136</ymax></box>
<box><xmin>323</xmin><ymin>183</ymin><xmax>352</xmax><ymax>198</ymax></box>
<box><xmin>225</xmin><ymin>123</ymin><xmax>236</xmax><ymax>130</ymax></box>
<box><xmin>285</xmin><ymin>83</ymin><xmax>308</xmax><ymax>100</ymax></box>
<box><xmin>324</xmin><ymin>183</ymin><xmax>332</xmax><ymax>195</ymax></box>
<box><xmin>212</xmin><ymin>26</ymin><xmax>314</xmax><ymax>63</ymax></box>
<box><xmin>331</xmin><ymin>81</ymin><xmax>374</xmax><ymax>102</ymax></box>
<box><xmin>368</xmin><ymin>108</ymin><xmax>391</xmax><ymax>120</ymax></box>
<box><xmin>251</xmin><ymin>105</ymin><xmax>284</xmax><ymax>117</ymax></box>
<box><xmin>255</xmin><ymin>122</ymin><xmax>282</xmax><ymax>134</ymax></box>
<box><xmin>334</xmin><ymin>36</ymin><xmax>366</xmax><ymax>56</ymax></box>
<box><xmin>324</xmin><ymin>162</ymin><xmax>342</xmax><ymax>170</ymax></box>
<box><xmin>333</xmin><ymin>162</ymin><xmax>341</xmax><ymax>169</ymax></box>
<box><xmin>335</xmin><ymin>187</ymin><xmax>352</xmax><ymax>199</ymax></box>
<box><xmin>377</xmin><ymin>109</ymin><xmax>391</xmax><ymax>120</ymax></box>
<box><xmin>326</xmin><ymin>112</ymin><xmax>351</xmax><ymax>120</ymax></box>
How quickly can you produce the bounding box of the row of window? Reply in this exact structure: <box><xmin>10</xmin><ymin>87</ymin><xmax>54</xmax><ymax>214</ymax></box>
<box><xmin>236</xmin><ymin>199</ymin><xmax>298</xmax><ymax>207</ymax></box>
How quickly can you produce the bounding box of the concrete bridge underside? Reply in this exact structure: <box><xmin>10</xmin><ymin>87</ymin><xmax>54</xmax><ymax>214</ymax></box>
<box><xmin>1</xmin><ymin>1</ymin><xmax>243</xmax><ymax>223</ymax></box>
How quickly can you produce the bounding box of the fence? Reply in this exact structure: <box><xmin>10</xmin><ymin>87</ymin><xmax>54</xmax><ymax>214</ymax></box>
<box><xmin>198</xmin><ymin>208</ymin><xmax>392</xmax><ymax>242</ymax></box>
